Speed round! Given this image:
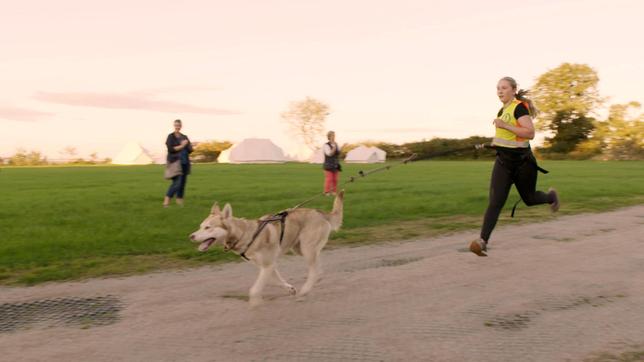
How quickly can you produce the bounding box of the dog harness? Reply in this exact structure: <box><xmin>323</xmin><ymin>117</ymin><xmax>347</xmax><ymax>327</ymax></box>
<box><xmin>238</xmin><ymin>211</ymin><xmax>289</xmax><ymax>261</ymax></box>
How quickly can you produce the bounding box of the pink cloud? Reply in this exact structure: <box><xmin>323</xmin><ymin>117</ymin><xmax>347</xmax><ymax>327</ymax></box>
<box><xmin>135</xmin><ymin>85</ymin><xmax>223</xmax><ymax>95</ymax></box>
<box><xmin>0</xmin><ymin>106</ymin><xmax>54</xmax><ymax>122</ymax></box>
<box><xmin>345</xmin><ymin>127</ymin><xmax>438</xmax><ymax>133</ymax></box>
<box><xmin>34</xmin><ymin>91</ymin><xmax>240</xmax><ymax>115</ymax></box>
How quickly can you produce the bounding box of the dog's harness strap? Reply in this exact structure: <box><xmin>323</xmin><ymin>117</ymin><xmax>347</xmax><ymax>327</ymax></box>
<box><xmin>239</xmin><ymin>211</ymin><xmax>289</xmax><ymax>260</ymax></box>
<box><xmin>277</xmin><ymin>211</ymin><xmax>288</xmax><ymax>244</ymax></box>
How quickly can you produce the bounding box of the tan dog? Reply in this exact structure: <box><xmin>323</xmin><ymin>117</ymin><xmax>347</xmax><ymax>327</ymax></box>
<box><xmin>189</xmin><ymin>191</ymin><xmax>344</xmax><ymax>305</ymax></box>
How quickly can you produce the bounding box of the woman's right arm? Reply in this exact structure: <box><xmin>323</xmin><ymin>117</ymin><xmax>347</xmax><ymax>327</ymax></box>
<box><xmin>166</xmin><ymin>135</ymin><xmax>187</xmax><ymax>153</ymax></box>
<box><xmin>173</xmin><ymin>142</ymin><xmax>187</xmax><ymax>151</ymax></box>
<box><xmin>167</xmin><ymin>135</ymin><xmax>181</xmax><ymax>153</ymax></box>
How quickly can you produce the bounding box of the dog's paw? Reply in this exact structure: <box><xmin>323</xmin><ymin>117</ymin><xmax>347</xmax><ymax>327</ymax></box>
<box><xmin>286</xmin><ymin>285</ymin><xmax>297</xmax><ymax>296</ymax></box>
<box><xmin>297</xmin><ymin>287</ymin><xmax>311</xmax><ymax>298</ymax></box>
<box><xmin>249</xmin><ymin>296</ymin><xmax>263</xmax><ymax>308</ymax></box>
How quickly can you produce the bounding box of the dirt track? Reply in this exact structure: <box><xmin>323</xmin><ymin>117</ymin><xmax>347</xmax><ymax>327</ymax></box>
<box><xmin>2</xmin><ymin>205</ymin><xmax>644</xmax><ymax>362</ymax></box>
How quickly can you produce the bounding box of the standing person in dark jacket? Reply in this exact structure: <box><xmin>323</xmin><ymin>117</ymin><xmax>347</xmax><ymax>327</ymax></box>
<box><xmin>469</xmin><ymin>77</ymin><xmax>560</xmax><ymax>256</ymax></box>
<box><xmin>323</xmin><ymin>130</ymin><xmax>341</xmax><ymax>196</ymax></box>
<box><xmin>163</xmin><ymin>119</ymin><xmax>193</xmax><ymax>207</ymax></box>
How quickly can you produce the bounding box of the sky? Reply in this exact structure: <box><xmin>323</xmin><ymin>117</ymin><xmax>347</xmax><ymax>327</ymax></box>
<box><xmin>2</xmin><ymin>0</ymin><xmax>642</xmax><ymax>161</ymax></box>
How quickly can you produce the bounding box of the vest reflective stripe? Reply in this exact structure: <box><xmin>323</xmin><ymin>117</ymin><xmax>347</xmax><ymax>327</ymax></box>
<box><xmin>492</xmin><ymin>137</ymin><xmax>530</xmax><ymax>148</ymax></box>
<box><xmin>494</xmin><ymin>99</ymin><xmax>530</xmax><ymax>148</ymax></box>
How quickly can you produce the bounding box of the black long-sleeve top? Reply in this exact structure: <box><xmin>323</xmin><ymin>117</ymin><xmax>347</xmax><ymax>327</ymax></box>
<box><xmin>166</xmin><ymin>132</ymin><xmax>193</xmax><ymax>163</ymax></box>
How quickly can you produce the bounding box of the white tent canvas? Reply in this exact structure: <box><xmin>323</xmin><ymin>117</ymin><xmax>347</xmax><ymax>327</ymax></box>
<box><xmin>369</xmin><ymin>146</ymin><xmax>387</xmax><ymax>162</ymax></box>
<box><xmin>217</xmin><ymin>148</ymin><xmax>231</xmax><ymax>163</ymax></box>
<box><xmin>112</xmin><ymin>142</ymin><xmax>154</xmax><ymax>165</ymax></box>
<box><xmin>344</xmin><ymin>145</ymin><xmax>385</xmax><ymax>163</ymax></box>
<box><xmin>217</xmin><ymin>138</ymin><xmax>287</xmax><ymax>163</ymax></box>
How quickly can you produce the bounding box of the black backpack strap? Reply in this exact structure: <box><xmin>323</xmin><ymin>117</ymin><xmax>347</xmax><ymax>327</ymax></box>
<box><xmin>535</xmin><ymin>164</ymin><xmax>549</xmax><ymax>174</ymax></box>
<box><xmin>510</xmin><ymin>199</ymin><xmax>522</xmax><ymax>218</ymax></box>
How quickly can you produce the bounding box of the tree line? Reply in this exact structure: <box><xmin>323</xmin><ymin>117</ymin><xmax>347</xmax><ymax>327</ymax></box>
<box><xmin>281</xmin><ymin>63</ymin><xmax>642</xmax><ymax>161</ymax></box>
<box><xmin>1</xmin><ymin>148</ymin><xmax>111</xmax><ymax>166</ymax></box>
<box><xmin>532</xmin><ymin>63</ymin><xmax>642</xmax><ymax>160</ymax></box>
<box><xmin>4</xmin><ymin>63</ymin><xmax>641</xmax><ymax>166</ymax></box>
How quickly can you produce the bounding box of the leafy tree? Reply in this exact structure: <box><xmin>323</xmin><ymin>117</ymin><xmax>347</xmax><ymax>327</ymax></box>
<box><xmin>600</xmin><ymin>102</ymin><xmax>643</xmax><ymax>160</ymax></box>
<box><xmin>281</xmin><ymin>97</ymin><xmax>330</xmax><ymax>150</ymax></box>
<box><xmin>571</xmin><ymin>102</ymin><xmax>643</xmax><ymax>160</ymax></box>
<box><xmin>192</xmin><ymin>140</ymin><xmax>233</xmax><ymax>163</ymax></box>
<box><xmin>60</xmin><ymin>146</ymin><xmax>78</xmax><ymax>161</ymax></box>
<box><xmin>532</xmin><ymin>63</ymin><xmax>603</xmax><ymax>154</ymax></box>
<box><xmin>8</xmin><ymin>149</ymin><xmax>48</xmax><ymax>166</ymax></box>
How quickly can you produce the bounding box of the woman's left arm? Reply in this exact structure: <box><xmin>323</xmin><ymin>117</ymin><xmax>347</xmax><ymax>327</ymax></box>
<box><xmin>494</xmin><ymin>116</ymin><xmax>535</xmax><ymax>139</ymax></box>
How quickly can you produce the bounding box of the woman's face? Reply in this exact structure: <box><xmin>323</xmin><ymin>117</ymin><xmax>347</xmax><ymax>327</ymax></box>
<box><xmin>497</xmin><ymin>80</ymin><xmax>515</xmax><ymax>104</ymax></box>
<box><xmin>328</xmin><ymin>132</ymin><xmax>335</xmax><ymax>142</ymax></box>
<box><xmin>174</xmin><ymin>122</ymin><xmax>182</xmax><ymax>132</ymax></box>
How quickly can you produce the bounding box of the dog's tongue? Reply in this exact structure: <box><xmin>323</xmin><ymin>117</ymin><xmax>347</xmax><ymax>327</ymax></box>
<box><xmin>198</xmin><ymin>239</ymin><xmax>215</xmax><ymax>252</ymax></box>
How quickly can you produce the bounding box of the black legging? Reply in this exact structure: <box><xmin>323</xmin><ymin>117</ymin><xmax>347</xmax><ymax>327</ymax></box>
<box><xmin>480</xmin><ymin>148</ymin><xmax>553</xmax><ymax>242</ymax></box>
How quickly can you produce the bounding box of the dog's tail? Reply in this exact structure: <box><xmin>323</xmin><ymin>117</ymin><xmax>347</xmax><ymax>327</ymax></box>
<box><xmin>325</xmin><ymin>190</ymin><xmax>344</xmax><ymax>231</ymax></box>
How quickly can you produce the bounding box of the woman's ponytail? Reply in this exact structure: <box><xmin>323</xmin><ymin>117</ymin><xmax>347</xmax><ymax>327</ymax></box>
<box><xmin>515</xmin><ymin>89</ymin><xmax>539</xmax><ymax>118</ymax></box>
<box><xmin>500</xmin><ymin>76</ymin><xmax>539</xmax><ymax>118</ymax></box>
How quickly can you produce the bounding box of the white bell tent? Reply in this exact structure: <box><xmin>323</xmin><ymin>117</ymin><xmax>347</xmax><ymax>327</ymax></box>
<box><xmin>344</xmin><ymin>145</ymin><xmax>386</xmax><ymax>163</ymax></box>
<box><xmin>111</xmin><ymin>142</ymin><xmax>155</xmax><ymax>165</ymax></box>
<box><xmin>369</xmin><ymin>146</ymin><xmax>387</xmax><ymax>162</ymax></box>
<box><xmin>217</xmin><ymin>138</ymin><xmax>287</xmax><ymax>163</ymax></box>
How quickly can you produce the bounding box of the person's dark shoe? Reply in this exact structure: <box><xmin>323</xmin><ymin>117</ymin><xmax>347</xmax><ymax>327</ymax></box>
<box><xmin>469</xmin><ymin>238</ymin><xmax>488</xmax><ymax>257</ymax></box>
<box><xmin>548</xmin><ymin>187</ymin><xmax>560</xmax><ymax>213</ymax></box>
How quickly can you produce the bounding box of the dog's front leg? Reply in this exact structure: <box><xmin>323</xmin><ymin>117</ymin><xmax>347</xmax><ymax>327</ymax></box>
<box><xmin>270</xmin><ymin>268</ymin><xmax>297</xmax><ymax>295</ymax></box>
<box><xmin>249</xmin><ymin>266</ymin><xmax>272</xmax><ymax>306</ymax></box>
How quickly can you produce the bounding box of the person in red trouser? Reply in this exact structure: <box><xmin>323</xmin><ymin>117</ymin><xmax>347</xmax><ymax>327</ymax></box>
<box><xmin>322</xmin><ymin>131</ymin><xmax>341</xmax><ymax>196</ymax></box>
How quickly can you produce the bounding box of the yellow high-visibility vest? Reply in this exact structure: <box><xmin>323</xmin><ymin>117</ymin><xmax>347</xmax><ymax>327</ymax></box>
<box><xmin>493</xmin><ymin>99</ymin><xmax>530</xmax><ymax>148</ymax></box>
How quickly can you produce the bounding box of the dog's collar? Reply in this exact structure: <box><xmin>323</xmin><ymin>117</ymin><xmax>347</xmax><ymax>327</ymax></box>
<box><xmin>225</xmin><ymin>225</ymin><xmax>253</xmax><ymax>260</ymax></box>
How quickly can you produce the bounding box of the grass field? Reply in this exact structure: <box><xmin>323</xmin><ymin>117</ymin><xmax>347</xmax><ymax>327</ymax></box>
<box><xmin>1</xmin><ymin>160</ymin><xmax>643</xmax><ymax>286</ymax></box>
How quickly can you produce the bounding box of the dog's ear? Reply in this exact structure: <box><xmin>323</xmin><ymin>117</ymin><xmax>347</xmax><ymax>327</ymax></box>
<box><xmin>211</xmin><ymin>202</ymin><xmax>221</xmax><ymax>215</ymax></box>
<box><xmin>222</xmin><ymin>203</ymin><xmax>233</xmax><ymax>219</ymax></box>
<box><xmin>222</xmin><ymin>218</ymin><xmax>235</xmax><ymax>235</ymax></box>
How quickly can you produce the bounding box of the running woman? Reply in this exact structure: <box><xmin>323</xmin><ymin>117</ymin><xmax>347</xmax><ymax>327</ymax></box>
<box><xmin>470</xmin><ymin>77</ymin><xmax>560</xmax><ymax>256</ymax></box>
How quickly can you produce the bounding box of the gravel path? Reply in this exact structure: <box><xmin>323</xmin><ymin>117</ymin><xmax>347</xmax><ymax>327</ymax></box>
<box><xmin>2</xmin><ymin>205</ymin><xmax>644</xmax><ymax>361</ymax></box>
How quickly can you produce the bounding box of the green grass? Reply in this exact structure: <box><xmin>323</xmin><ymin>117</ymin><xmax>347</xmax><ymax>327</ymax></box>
<box><xmin>1</xmin><ymin>160</ymin><xmax>643</xmax><ymax>285</ymax></box>
<box><xmin>585</xmin><ymin>345</ymin><xmax>644</xmax><ymax>362</ymax></box>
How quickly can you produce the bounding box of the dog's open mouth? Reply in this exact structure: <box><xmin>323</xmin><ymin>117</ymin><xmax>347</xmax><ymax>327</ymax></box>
<box><xmin>198</xmin><ymin>238</ymin><xmax>216</xmax><ymax>252</ymax></box>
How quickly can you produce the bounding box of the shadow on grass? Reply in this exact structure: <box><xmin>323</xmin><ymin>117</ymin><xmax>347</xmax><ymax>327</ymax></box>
<box><xmin>584</xmin><ymin>345</ymin><xmax>644</xmax><ymax>362</ymax></box>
